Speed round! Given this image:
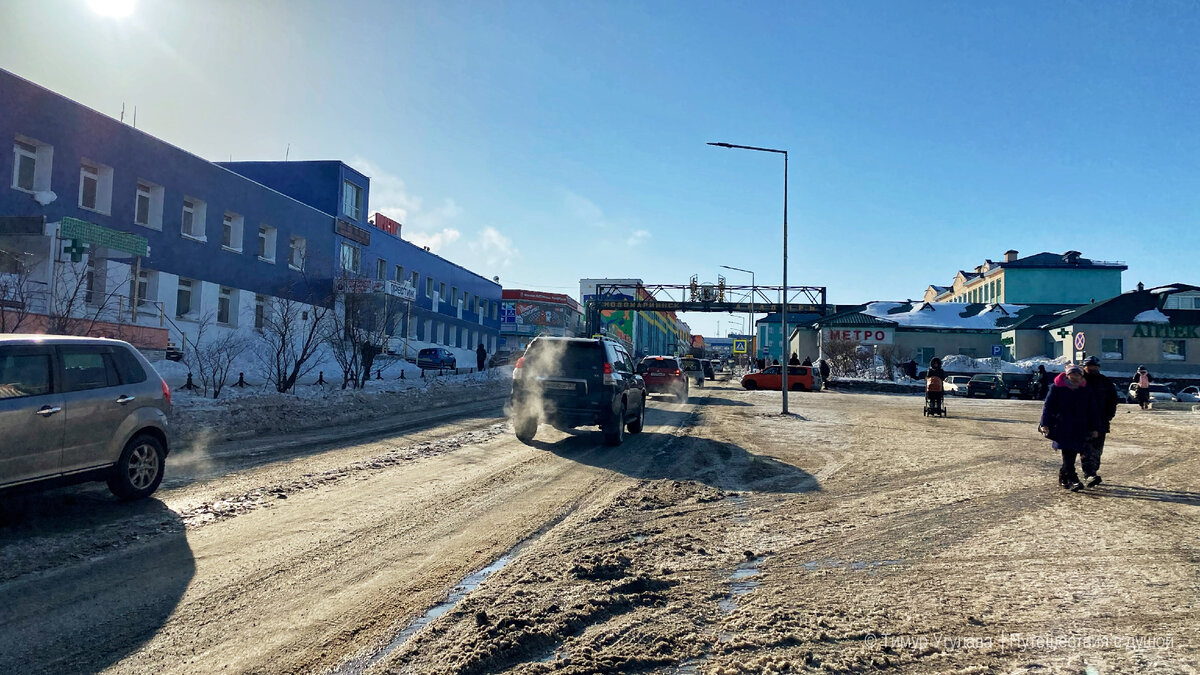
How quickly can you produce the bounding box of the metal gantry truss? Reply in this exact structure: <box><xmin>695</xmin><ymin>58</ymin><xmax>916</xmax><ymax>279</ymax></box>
<box><xmin>585</xmin><ymin>282</ymin><xmax>827</xmax><ymax>335</ymax></box>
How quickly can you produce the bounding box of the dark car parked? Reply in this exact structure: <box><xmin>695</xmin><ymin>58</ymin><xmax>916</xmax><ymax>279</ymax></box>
<box><xmin>508</xmin><ymin>336</ymin><xmax>646</xmax><ymax>446</ymax></box>
<box><xmin>637</xmin><ymin>356</ymin><xmax>689</xmax><ymax>402</ymax></box>
<box><xmin>966</xmin><ymin>374</ymin><xmax>1009</xmax><ymax>398</ymax></box>
<box><xmin>417</xmin><ymin>347</ymin><xmax>456</xmax><ymax>370</ymax></box>
<box><xmin>1001</xmin><ymin>373</ymin><xmax>1037</xmax><ymax>400</ymax></box>
<box><xmin>700</xmin><ymin>359</ymin><xmax>716</xmax><ymax>380</ymax></box>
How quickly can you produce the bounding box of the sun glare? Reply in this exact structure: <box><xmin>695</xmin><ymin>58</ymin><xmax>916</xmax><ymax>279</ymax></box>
<box><xmin>87</xmin><ymin>0</ymin><xmax>136</xmax><ymax>18</ymax></box>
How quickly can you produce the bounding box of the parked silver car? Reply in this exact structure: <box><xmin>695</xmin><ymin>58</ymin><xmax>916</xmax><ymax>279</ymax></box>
<box><xmin>0</xmin><ymin>336</ymin><xmax>171</xmax><ymax>500</ymax></box>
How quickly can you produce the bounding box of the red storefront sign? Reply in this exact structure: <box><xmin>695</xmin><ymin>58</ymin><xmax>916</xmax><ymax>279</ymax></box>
<box><xmin>371</xmin><ymin>212</ymin><xmax>401</xmax><ymax>236</ymax></box>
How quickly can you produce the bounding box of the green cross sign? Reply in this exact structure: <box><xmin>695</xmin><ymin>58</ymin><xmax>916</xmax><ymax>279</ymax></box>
<box><xmin>1056</xmin><ymin>328</ymin><xmax>1071</xmax><ymax>339</ymax></box>
<box><xmin>63</xmin><ymin>239</ymin><xmax>89</xmax><ymax>262</ymax></box>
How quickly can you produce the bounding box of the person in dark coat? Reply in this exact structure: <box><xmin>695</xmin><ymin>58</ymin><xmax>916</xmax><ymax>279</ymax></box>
<box><xmin>925</xmin><ymin>357</ymin><xmax>947</xmax><ymax>413</ymax></box>
<box><xmin>788</xmin><ymin>353</ymin><xmax>801</xmax><ymax>366</ymax></box>
<box><xmin>1133</xmin><ymin>365</ymin><xmax>1153</xmax><ymax>410</ymax></box>
<box><xmin>476</xmin><ymin>343</ymin><xmax>487</xmax><ymax>371</ymax></box>
<box><xmin>1035</xmin><ymin>365</ymin><xmax>1053</xmax><ymax>400</ymax></box>
<box><xmin>802</xmin><ymin>355</ymin><xmax>813</xmax><ymax>366</ymax></box>
<box><xmin>1039</xmin><ymin>364</ymin><xmax>1101</xmax><ymax>491</ymax></box>
<box><xmin>1081</xmin><ymin>356</ymin><xmax>1117</xmax><ymax>486</ymax></box>
<box><xmin>818</xmin><ymin>358</ymin><xmax>831</xmax><ymax>389</ymax></box>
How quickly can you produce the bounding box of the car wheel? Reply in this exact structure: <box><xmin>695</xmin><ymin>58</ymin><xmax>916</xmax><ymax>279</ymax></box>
<box><xmin>107</xmin><ymin>433</ymin><xmax>166</xmax><ymax>501</ymax></box>
<box><xmin>627</xmin><ymin>400</ymin><xmax>645</xmax><ymax>434</ymax></box>
<box><xmin>790</xmin><ymin>382</ymin><xmax>805</xmax><ymax>392</ymax></box>
<box><xmin>514</xmin><ymin>415</ymin><xmax>538</xmax><ymax>444</ymax></box>
<box><xmin>604</xmin><ymin>402</ymin><xmax>626</xmax><ymax>446</ymax></box>
<box><xmin>743</xmin><ymin>380</ymin><xmax>758</xmax><ymax>390</ymax></box>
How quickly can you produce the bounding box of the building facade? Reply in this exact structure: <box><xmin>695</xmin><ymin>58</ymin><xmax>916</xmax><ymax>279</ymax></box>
<box><xmin>0</xmin><ymin>68</ymin><xmax>500</xmax><ymax>361</ymax></box>
<box><xmin>499</xmin><ymin>289</ymin><xmax>585</xmax><ymax>352</ymax></box>
<box><xmin>923</xmin><ymin>250</ymin><xmax>1126</xmax><ymax>305</ymax></box>
<box><xmin>579</xmin><ymin>278</ymin><xmax>691</xmax><ymax>358</ymax></box>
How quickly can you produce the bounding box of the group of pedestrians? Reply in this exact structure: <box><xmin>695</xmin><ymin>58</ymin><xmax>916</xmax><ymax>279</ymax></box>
<box><xmin>1038</xmin><ymin>356</ymin><xmax>1118</xmax><ymax>492</ymax></box>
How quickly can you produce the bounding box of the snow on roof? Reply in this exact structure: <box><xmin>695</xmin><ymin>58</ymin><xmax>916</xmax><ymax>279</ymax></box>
<box><xmin>862</xmin><ymin>301</ymin><xmax>1029</xmax><ymax>330</ymax></box>
<box><xmin>1151</xmin><ymin>286</ymin><xmax>1179</xmax><ymax>294</ymax></box>
<box><xmin>1133</xmin><ymin>309</ymin><xmax>1171</xmax><ymax>323</ymax></box>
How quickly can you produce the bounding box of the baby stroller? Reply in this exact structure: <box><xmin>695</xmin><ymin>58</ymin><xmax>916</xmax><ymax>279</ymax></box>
<box><xmin>923</xmin><ymin>371</ymin><xmax>947</xmax><ymax>417</ymax></box>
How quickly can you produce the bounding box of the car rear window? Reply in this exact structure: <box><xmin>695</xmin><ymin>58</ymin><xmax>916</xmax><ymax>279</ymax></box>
<box><xmin>60</xmin><ymin>347</ymin><xmax>120</xmax><ymax>392</ymax></box>
<box><xmin>681</xmin><ymin>360</ymin><xmax>702</xmax><ymax>371</ymax></box>
<box><xmin>0</xmin><ymin>350</ymin><xmax>52</xmax><ymax>399</ymax></box>
<box><xmin>111</xmin><ymin>346</ymin><xmax>148</xmax><ymax>384</ymax></box>
<box><xmin>523</xmin><ymin>341</ymin><xmax>604</xmax><ymax>376</ymax></box>
<box><xmin>639</xmin><ymin>358</ymin><xmax>679</xmax><ymax>371</ymax></box>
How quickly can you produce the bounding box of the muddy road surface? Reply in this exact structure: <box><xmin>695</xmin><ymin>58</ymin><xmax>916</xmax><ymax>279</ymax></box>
<box><xmin>1</xmin><ymin>383</ymin><xmax>1196</xmax><ymax>674</ymax></box>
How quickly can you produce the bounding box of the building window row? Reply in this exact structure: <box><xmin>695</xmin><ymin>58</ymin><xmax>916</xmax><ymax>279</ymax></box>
<box><xmin>10</xmin><ymin>135</ymin><xmax>308</xmax><ymax>270</ymax></box>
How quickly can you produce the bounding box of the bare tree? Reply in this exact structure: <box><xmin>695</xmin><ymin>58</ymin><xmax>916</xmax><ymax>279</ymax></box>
<box><xmin>45</xmin><ymin>252</ymin><xmax>132</xmax><ymax>338</ymax></box>
<box><xmin>326</xmin><ymin>281</ymin><xmax>394</xmax><ymax>389</ymax></box>
<box><xmin>822</xmin><ymin>338</ymin><xmax>860</xmax><ymax>377</ymax></box>
<box><xmin>255</xmin><ymin>280</ymin><xmax>331</xmax><ymax>393</ymax></box>
<box><xmin>181</xmin><ymin>313</ymin><xmax>251</xmax><ymax>399</ymax></box>
<box><xmin>0</xmin><ymin>248</ymin><xmax>37</xmax><ymax>333</ymax></box>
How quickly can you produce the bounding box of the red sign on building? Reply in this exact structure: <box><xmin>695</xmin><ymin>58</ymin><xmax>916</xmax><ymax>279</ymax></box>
<box><xmin>371</xmin><ymin>212</ymin><xmax>401</xmax><ymax>236</ymax></box>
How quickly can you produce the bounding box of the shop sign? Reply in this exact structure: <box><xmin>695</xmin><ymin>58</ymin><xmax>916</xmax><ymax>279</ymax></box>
<box><xmin>1132</xmin><ymin>324</ymin><xmax>1200</xmax><ymax>339</ymax></box>
<box><xmin>823</xmin><ymin>328</ymin><xmax>894</xmax><ymax>345</ymax></box>
<box><xmin>60</xmin><ymin>217</ymin><xmax>149</xmax><ymax>257</ymax></box>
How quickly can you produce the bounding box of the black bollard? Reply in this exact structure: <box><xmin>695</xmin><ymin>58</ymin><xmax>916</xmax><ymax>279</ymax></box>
<box><xmin>420</xmin><ymin>369</ymin><xmax>425</xmax><ymax>379</ymax></box>
<box><xmin>315</xmin><ymin>371</ymin><xmax>326</xmax><ymax>385</ymax></box>
<box><xmin>376</xmin><ymin>369</ymin><xmax>382</xmax><ymax>380</ymax></box>
<box><xmin>400</xmin><ymin>370</ymin><xmax>405</xmax><ymax>380</ymax></box>
<box><xmin>234</xmin><ymin>372</ymin><xmax>249</xmax><ymax>388</ymax></box>
<box><xmin>181</xmin><ymin>372</ymin><xmax>199</xmax><ymax>391</ymax></box>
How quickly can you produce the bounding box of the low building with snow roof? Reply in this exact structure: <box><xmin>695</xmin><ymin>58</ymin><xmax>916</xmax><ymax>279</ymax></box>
<box><xmin>1042</xmin><ymin>283</ymin><xmax>1200</xmax><ymax>378</ymax></box>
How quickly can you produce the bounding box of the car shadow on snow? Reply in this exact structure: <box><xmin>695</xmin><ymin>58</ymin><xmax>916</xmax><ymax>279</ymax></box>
<box><xmin>1080</xmin><ymin>483</ymin><xmax>1200</xmax><ymax>507</ymax></box>
<box><xmin>534</xmin><ymin>431</ymin><xmax>820</xmax><ymax>494</ymax></box>
<box><xmin>0</xmin><ymin>489</ymin><xmax>195</xmax><ymax>674</ymax></box>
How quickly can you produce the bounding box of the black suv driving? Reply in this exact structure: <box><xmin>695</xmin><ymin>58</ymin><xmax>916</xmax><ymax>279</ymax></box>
<box><xmin>508</xmin><ymin>336</ymin><xmax>647</xmax><ymax>446</ymax></box>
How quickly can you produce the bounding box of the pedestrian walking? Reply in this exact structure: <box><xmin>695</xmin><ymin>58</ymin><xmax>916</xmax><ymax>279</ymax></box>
<box><xmin>924</xmin><ymin>357</ymin><xmax>947</xmax><ymax>416</ymax></box>
<box><xmin>1081</xmin><ymin>356</ymin><xmax>1117</xmax><ymax>486</ymax></box>
<box><xmin>476</xmin><ymin>343</ymin><xmax>487</xmax><ymax>371</ymax></box>
<box><xmin>788</xmin><ymin>353</ymin><xmax>801</xmax><ymax>366</ymax></box>
<box><xmin>1035</xmin><ymin>364</ymin><xmax>1053</xmax><ymax>400</ymax></box>
<box><xmin>1134</xmin><ymin>365</ymin><xmax>1153</xmax><ymax>410</ymax></box>
<box><xmin>818</xmin><ymin>358</ymin><xmax>830</xmax><ymax>389</ymax></box>
<box><xmin>1038</xmin><ymin>364</ymin><xmax>1101</xmax><ymax>491</ymax></box>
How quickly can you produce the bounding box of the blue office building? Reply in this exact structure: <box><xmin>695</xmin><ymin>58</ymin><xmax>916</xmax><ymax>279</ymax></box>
<box><xmin>0</xmin><ymin>68</ymin><xmax>500</xmax><ymax>356</ymax></box>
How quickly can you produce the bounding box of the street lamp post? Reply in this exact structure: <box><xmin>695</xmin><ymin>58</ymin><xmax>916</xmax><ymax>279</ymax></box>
<box><xmin>710</xmin><ymin>142</ymin><xmax>790</xmax><ymax>415</ymax></box>
<box><xmin>720</xmin><ymin>264</ymin><xmax>755</xmax><ymax>369</ymax></box>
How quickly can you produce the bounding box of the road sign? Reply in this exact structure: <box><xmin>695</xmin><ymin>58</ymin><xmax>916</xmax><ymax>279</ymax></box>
<box><xmin>991</xmin><ymin>356</ymin><xmax>1002</xmax><ymax>370</ymax></box>
<box><xmin>732</xmin><ymin>339</ymin><xmax>748</xmax><ymax>354</ymax></box>
<box><xmin>1074</xmin><ymin>332</ymin><xmax>1086</xmax><ymax>351</ymax></box>
<box><xmin>991</xmin><ymin>345</ymin><xmax>1003</xmax><ymax>357</ymax></box>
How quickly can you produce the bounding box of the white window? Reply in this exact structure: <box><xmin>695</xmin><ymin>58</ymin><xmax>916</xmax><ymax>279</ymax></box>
<box><xmin>254</xmin><ymin>294</ymin><xmax>267</xmax><ymax>330</ymax></box>
<box><xmin>340</xmin><ymin>242</ymin><xmax>360</xmax><ymax>273</ymax></box>
<box><xmin>394</xmin><ymin>265</ymin><xmax>403</xmax><ymax>281</ymax></box>
<box><xmin>289</xmin><ymin>236</ymin><xmax>306</xmax><ymax>270</ymax></box>
<box><xmin>217</xmin><ymin>286</ymin><xmax>236</xmax><ymax>325</ymax></box>
<box><xmin>1163</xmin><ymin>339</ymin><xmax>1187</xmax><ymax>361</ymax></box>
<box><xmin>128</xmin><ymin>269</ymin><xmax>156</xmax><ymax>310</ymax></box>
<box><xmin>12</xmin><ymin>136</ymin><xmax>53</xmax><ymax>193</ymax></box>
<box><xmin>79</xmin><ymin>160</ymin><xmax>114</xmax><ymax>214</ymax></box>
<box><xmin>257</xmin><ymin>225</ymin><xmax>277</xmax><ymax>262</ymax></box>
<box><xmin>222</xmin><ymin>212</ymin><xmax>244</xmax><ymax>251</ymax></box>
<box><xmin>342</xmin><ymin>180</ymin><xmax>363</xmax><ymax>220</ymax></box>
<box><xmin>176</xmin><ymin>278</ymin><xmax>195</xmax><ymax>318</ymax></box>
<box><xmin>1100</xmin><ymin>338</ymin><xmax>1124</xmax><ymax>360</ymax></box>
<box><xmin>84</xmin><ymin>252</ymin><xmax>104</xmax><ymax>306</ymax></box>
<box><xmin>439</xmin><ymin>282</ymin><xmax>446</xmax><ymax>299</ymax></box>
<box><xmin>134</xmin><ymin>180</ymin><xmax>164</xmax><ymax>230</ymax></box>
<box><xmin>425</xmin><ymin>277</ymin><xmax>433</xmax><ymax>297</ymax></box>
<box><xmin>376</xmin><ymin>258</ymin><xmax>386</xmax><ymax>280</ymax></box>
<box><xmin>410</xmin><ymin>271</ymin><xmax>418</xmax><ymax>289</ymax></box>
<box><xmin>181</xmin><ymin>196</ymin><xmax>207</xmax><ymax>239</ymax></box>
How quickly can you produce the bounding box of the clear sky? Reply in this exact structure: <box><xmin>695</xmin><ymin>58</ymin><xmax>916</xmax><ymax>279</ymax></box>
<box><xmin>3</xmin><ymin>0</ymin><xmax>1198</xmax><ymax>338</ymax></box>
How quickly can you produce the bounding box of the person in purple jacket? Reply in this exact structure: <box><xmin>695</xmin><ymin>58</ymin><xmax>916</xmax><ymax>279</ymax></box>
<box><xmin>1038</xmin><ymin>363</ymin><xmax>1101</xmax><ymax>491</ymax></box>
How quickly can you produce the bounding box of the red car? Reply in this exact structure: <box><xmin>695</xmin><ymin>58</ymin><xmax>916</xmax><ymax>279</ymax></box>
<box><xmin>741</xmin><ymin>365</ymin><xmax>820</xmax><ymax>392</ymax></box>
<box><xmin>636</xmin><ymin>356</ymin><xmax>689</xmax><ymax>402</ymax></box>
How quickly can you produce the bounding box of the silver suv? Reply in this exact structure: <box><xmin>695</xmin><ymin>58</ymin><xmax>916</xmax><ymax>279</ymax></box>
<box><xmin>0</xmin><ymin>335</ymin><xmax>171</xmax><ymax>500</ymax></box>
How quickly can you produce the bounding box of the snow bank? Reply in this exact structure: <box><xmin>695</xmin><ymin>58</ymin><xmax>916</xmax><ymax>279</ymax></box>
<box><xmin>864</xmin><ymin>301</ymin><xmax>1029</xmax><ymax>330</ymax></box>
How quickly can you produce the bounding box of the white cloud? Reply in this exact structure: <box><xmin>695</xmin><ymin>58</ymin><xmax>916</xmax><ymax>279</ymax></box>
<box><xmin>406</xmin><ymin>227</ymin><xmax>462</xmax><ymax>252</ymax></box>
<box><xmin>467</xmin><ymin>226</ymin><xmax>519</xmax><ymax>270</ymax></box>
<box><xmin>626</xmin><ymin>229</ymin><xmax>651</xmax><ymax>247</ymax></box>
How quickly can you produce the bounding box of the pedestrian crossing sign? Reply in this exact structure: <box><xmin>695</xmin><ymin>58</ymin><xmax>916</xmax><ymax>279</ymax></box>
<box><xmin>733</xmin><ymin>339</ymin><xmax>748</xmax><ymax>354</ymax></box>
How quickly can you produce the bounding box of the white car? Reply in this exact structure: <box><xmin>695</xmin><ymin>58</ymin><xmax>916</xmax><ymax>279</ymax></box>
<box><xmin>943</xmin><ymin>375</ymin><xmax>972</xmax><ymax>396</ymax></box>
<box><xmin>1127</xmin><ymin>382</ymin><xmax>1179</xmax><ymax>403</ymax></box>
<box><xmin>1177</xmin><ymin>385</ymin><xmax>1200</xmax><ymax>403</ymax></box>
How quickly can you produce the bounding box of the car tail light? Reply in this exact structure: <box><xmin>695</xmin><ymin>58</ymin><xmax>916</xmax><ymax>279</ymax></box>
<box><xmin>603</xmin><ymin>362</ymin><xmax>615</xmax><ymax>386</ymax></box>
<box><xmin>513</xmin><ymin>356</ymin><xmax>525</xmax><ymax>380</ymax></box>
<box><xmin>674</xmin><ymin>369</ymin><xmax>682</xmax><ymax>376</ymax></box>
<box><xmin>161</xmin><ymin>377</ymin><xmax>171</xmax><ymax>405</ymax></box>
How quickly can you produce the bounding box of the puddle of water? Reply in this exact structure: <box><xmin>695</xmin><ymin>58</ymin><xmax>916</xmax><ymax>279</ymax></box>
<box><xmin>329</xmin><ymin>508</ymin><xmax>575</xmax><ymax>675</ymax></box>
<box><xmin>718</xmin><ymin>556</ymin><xmax>766</xmax><ymax>614</ymax></box>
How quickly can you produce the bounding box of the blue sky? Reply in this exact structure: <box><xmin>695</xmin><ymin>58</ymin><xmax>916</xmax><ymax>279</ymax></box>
<box><xmin>3</xmin><ymin>0</ymin><xmax>1198</xmax><ymax>337</ymax></box>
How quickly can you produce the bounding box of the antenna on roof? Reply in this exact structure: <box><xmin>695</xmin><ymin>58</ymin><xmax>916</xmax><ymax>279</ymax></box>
<box><xmin>285</xmin><ymin>144</ymin><xmax>290</xmax><ymax>161</ymax></box>
<box><xmin>120</xmin><ymin>102</ymin><xmax>125</xmax><ymax>123</ymax></box>
<box><xmin>132</xmin><ymin>106</ymin><xmax>137</xmax><ymax>128</ymax></box>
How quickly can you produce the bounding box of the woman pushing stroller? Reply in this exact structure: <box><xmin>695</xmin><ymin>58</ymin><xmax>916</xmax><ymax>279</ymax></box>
<box><xmin>924</xmin><ymin>357</ymin><xmax>947</xmax><ymax>416</ymax></box>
